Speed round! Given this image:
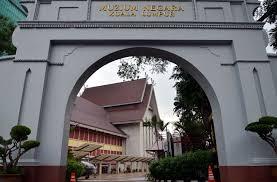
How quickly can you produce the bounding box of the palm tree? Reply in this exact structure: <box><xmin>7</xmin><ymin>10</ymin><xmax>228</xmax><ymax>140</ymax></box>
<box><xmin>143</xmin><ymin>115</ymin><xmax>168</xmax><ymax>158</ymax></box>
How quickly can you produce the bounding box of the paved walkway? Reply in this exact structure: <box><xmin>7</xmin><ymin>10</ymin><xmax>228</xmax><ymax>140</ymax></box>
<box><xmin>78</xmin><ymin>172</ymin><xmax>148</xmax><ymax>182</ymax></box>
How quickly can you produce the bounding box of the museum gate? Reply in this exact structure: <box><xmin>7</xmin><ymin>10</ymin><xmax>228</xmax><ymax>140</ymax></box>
<box><xmin>1</xmin><ymin>0</ymin><xmax>277</xmax><ymax>181</ymax></box>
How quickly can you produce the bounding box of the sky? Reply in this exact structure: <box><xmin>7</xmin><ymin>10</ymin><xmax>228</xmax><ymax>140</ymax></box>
<box><xmin>79</xmin><ymin>59</ymin><xmax>179</xmax><ymax>132</ymax></box>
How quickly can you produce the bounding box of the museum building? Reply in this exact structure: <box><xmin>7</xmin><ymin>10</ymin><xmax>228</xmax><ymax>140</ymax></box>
<box><xmin>68</xmin><ymin>78</ymin><xmax>160</xmax><ymax>158</ymax></box>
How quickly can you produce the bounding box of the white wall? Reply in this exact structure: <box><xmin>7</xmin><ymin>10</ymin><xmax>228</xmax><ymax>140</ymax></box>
<box><xmin>117</xmin><ymin>123</ymin><xmax>141</xmax><ymax>156</ymax></box>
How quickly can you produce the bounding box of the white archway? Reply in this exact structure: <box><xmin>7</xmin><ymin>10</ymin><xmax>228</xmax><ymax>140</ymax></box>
<box><xmin>0</xmin><ymin>0</ymin><xmax>277</xmax><ymax>181</ymax></box>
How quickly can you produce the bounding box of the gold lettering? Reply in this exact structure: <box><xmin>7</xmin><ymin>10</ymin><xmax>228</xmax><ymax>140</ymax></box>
<box><xmin>108</xmin><ymin>5</ymin><xmax>113</xmax><ymax>11</ymax></box>
<box><xmin>113</xmin><ymin>5</ymin><xmax>118</xmax><ymax>11</ymax></box>
<box><xmin>125</xmin><ymin>5</ymin><xmax>130</xmax><ymax>11</ymax></box>
<box><xmin>130</xmin><ymin>5</ymin><xmax>138</xmax><ymax>11</ymax></box>
<box><xmin>99</xmin><ymin>4</ymin><xmax>108</xmax><ymax>11</ymax></box>
<box><xmin>158</xmin><ymin>5</ymin><xmax>163</xmax><ymax>11</ymax></box>
<box><xmin>143</xmin><ymin>5</ymin><xmax>150</xmax><ymax>11</ymax></box>
<box><xmin>170</xmin><ymin>12</ymin><xmax>175</xmax><ymax>17</ymax></box>
<box><xmin>159</xmin><ymin>11</ymin><xmax>163</xmax><ymax>16</ymax></box>
<box><xmin>100</xmin><ymin>3</ymin><xmax>183</xmax><ymax>17</ymax></box>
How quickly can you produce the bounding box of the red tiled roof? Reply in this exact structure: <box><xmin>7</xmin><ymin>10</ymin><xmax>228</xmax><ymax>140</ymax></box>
<box><xmin>71</xmin><ymin>97</ymin><xmax>125</xmax><ymax>135</ymax></box>
<box><xmin>106</xmin><ymin>84</ymin><xmax>152</xmax><ymax>124</ymax></box>
<box><xmin>71</xmin><ymin>79</ymin><xmax>154</xmax><ymax>135</ymax></box>
<box><xmin>81</xmin><ymin>78</ymin><xmax>147</xmax><ymax>107</ymax></box>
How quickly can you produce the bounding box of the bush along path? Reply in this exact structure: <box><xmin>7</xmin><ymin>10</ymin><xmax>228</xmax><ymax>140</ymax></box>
<box><xmin>147</xmin><ymin>150</ymin><xmax>213</xmax><ymax>182</ymax></box>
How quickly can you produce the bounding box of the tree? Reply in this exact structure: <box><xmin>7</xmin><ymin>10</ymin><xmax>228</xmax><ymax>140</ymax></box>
<box><xmin>0</xmin><ymin>125</ymin><xmax>40</xmax><ymax>174</ymax></box>
<box><xmin>117</xmin><ymin>59</ymin><xmax>215</xmax><ymax>150</ymax></box>
<box><xmin>117</xmin><ymin>56</ymin><xmax>169</xmax><ymax>80</ymax></box>
<box><xmin>143</xmin><ymin>115</ymin><xmax>166</xmax><ymax>157</ymax></box>
<box><xmin>170</xmin><ymin>66</ymin><xmax>215</xmax><ymax>149</ymax></box>
<box><xmin>254</xmin><ymin>0</ymin><xmax>277</xmax><ymax>49</ymax></box>
<box><xmin>245</xmin><ymin>116</ymin><xmax>277</xmax><ymax>154</ymax></box>
<box><xmin>0</xmin><ymin>15</ymin><xmax>16</xmax><ymax>56</ymax></box>
<box><xmin>174</xmin><ymin>112</ymin><xmax>209</xmax><ymax>150</ymax></box>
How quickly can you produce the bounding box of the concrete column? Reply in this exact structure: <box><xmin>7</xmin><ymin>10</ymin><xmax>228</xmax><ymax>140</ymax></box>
<box><xmin>146</xmin><ymin>163</ymin><xmax>149</xmax><ymax>173</ymax></box>
<box><xmin>136</xmin><ymin>162</ymin><xmax>139</xmax><ymax>172</ymax></box>
<box><xmin>141</xmin><ymin>162</ymin><xmax>145</xmax><ymax>172</ymax></box>
<box><xmin>130</xmin><ymin>162</ymin><xmax>133</xmax><ymax>173</ymax></box>
<box><xmin>116</xmin><ymin>162</ymin><xmax>120</xmax><ymax>174</ymax></box>
<box><xmin>99</xmin><ymin>162</ymin><xmax>103</xmax><ymax>175</ymax></box>
<box><xmin>139</xmin><ymin>122</ymin><xmax>144</xmax><ymax>156</ymax></box>
<box><xmin>108</xmin><ymin>163</ymin><xmax>112</xmax><ymax>174</ymax></box>
<box><xmin>124</xmin><ymin>162</ymin><xmax>126</xmax><ymax>173</ymax></box>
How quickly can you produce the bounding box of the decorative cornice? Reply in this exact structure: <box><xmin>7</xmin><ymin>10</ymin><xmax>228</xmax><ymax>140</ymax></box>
<box><xmin>221</xmin><ymin>60</ymin><xmax>270</xmax><ymax>66</ymax></box>
<box><xmin>14</xmin><ymin>59</ymin><xmax>64</xmax><ymax>66</ymax></box>
<box><xmin>18</xmin><ymin>21</ymin><xmax>264</xmax><ymax>30</ymax></box>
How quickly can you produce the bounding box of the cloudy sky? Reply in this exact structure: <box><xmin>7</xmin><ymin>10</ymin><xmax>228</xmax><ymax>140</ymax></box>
<box><xmin>80</xmin><ymin>59</ymin><xmax>179</xmax><ymax>131</ymax></box>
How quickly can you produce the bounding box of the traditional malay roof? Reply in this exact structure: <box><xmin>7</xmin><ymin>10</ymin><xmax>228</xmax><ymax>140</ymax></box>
<box><xmin>71</xmin><ymin>97</ymin><xmax>125</xmax><ymax>136</ymax></box>
<box><xmin>71</xmin><ymin>78</ymin><xmax>156</xmax><ymax>135</ymax></box>
<box><xmin>81</xmin><ymin>78</ymin><xmax>147</xmax><ymax>107</ymax></box>
<box><xmin>106</xmin><ymin>84</ymin><xmax>152</xmax><ymax>124</ymax></box>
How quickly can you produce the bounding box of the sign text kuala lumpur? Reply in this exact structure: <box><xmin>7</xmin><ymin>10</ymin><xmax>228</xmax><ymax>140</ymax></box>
<box><xmin>99</xmin><ymin>4</ymin><xmax>184</xmax><ymax>17</ymax></box>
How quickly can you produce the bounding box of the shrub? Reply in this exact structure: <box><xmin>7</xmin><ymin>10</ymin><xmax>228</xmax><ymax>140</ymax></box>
<box><xmin>245</xmin><ymin>116</ymin><xmax>277</xmax><ymax>154</ymax></box>
<box><xmin>0</xmin><ymin>125</ymin><xmax>40</xmax><ymax>174</ymax></box>
<box><xmin>148</xmin><ymin>150</ymin><xmax>212</xmax><ymax>181</ymax></box>
<box><xmin>66</xmin><ymin>159</ymin><xmax>85</xmax><ymax>181</ymax></box>
<box><xmin>66</xmin><ymin>151</ymin><xmax>85</xmax><ymax>181</ymax></box>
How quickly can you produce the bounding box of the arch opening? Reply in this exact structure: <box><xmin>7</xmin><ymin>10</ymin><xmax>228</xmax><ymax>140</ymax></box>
<box><xmin>62</xmin><ymin>46</ymin><xmax>225</xmax><ymax>180</ymax></box>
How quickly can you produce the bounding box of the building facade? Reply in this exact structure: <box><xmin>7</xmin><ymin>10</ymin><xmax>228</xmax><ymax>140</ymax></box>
<box><xmin>0</xmin><ymin>0</ymin><xmax>27</xmax><ymax>24</ymax></box>
<box><xmin>2</xmin><ymin>0</ymin><xmax>277</xmax><ymax>181</ymax></box>
<box><xmin>68</xmin><ymin>78</ymin><xmax>160</xmax><ymax>159</ymax></box>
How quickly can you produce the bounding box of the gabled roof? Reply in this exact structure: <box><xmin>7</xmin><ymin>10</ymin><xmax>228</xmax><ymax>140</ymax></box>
<box><xmin>106</xmin><ymin>84</ymin><xmax>152</xmax><ymax>124</ymax></box>
<box><xmin>72</xmin><ymin>78</ymin><xmax>157</xmax><ymax>135</ymax></box>
<box><xmin>81</xmin><ymin>78</ymin><xmax>147</xmax><ymax>107</ymax></box>
<box><xmin>71</xmin><ymin>97</ymin><xmax>125</xmax><ymax>136</ymax></box>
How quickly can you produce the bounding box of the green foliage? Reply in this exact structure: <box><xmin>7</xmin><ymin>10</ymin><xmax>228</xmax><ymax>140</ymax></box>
<box><xmin>143</xmin><ymin>115</ymin><xmax>166</xmax><ymax>158</ymax></box>
<box><xmin>3</xmin><ymin>167</ymin><xmax>22</xmax><ymax>175</ymax></box>
<box><xmin>0</xmin><ymin>15</ymin><xmax>16</xmax><ymax>56</ymax></box>
<box><xmin>245</xmin><ymin>116</ymin><xmax>277</xmax><ymax>154</ymax></box>
<box><xmin>21</xmin><ymin>140</ymin><xmax>40</xmax><ymax>151</ymax></box>
<box><xmin>245</xmin><ymin>116</ymin><xmax>277</xmax><ymax>135</ymax></box>
<box><xmin>0</xmin><ymin>147</ymin><xmax>4</xmax><ymax>155</ymax></box>
<box><xmin>245</xmin><ymin>122</ymin><xmax>272</xmax><ymax>134</ymax></box>
<box><xmin>10</xmin><ymin>125</ymin><xmax>31</xmax><ymax>141</ymax></box>
<box><xmin>171</xmin><ymin>66</ymin><xmax>214</xmax><ymax>150</ymax></box>
<box><xmin>117</xmin><ymin>56</ymin><xmax>169</xmax><ymax>80</ymax></box>
<box><xmin>0</xmin><ymin>125</ymin><xmax>40</xmax><ymax>174</ymax></box>
<box><xmin>254</xmin><ymin>0</ymin><xmax>277</xmax><ymax>49</ymax></box>
<box><xmin>0</xmin><ymin>138</ymin><xmax>12</xmax><ymax>146</ymax></box>
<box><xmin>259</xmin><ymin>116</ymin><xmax>277</xmax><ymax>127</ymax></box>
<box><xmin>148</xmin><ymin>150</ymin><xmax>213</xmax><ymax>181</ymax></box>
<box><xmin>66</xmin><ymin>159</ymin><xmax>85</xmax><ymax>181</ymax></box>
<box><xmin>174</xmin><ymin>119</ymin><xmax>209</xmax><ymax>150</ymax></box>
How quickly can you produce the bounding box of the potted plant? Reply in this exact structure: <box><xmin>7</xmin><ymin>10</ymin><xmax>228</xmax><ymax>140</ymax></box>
<box><xmin>0</xmin><ymin>125</ymin><xmax>40</xmax><ymax>182</ymax></box>
<box><xmin>245</xmin><ymin>116</ymin><xmax>277</xmax><ymax>178</ymax></box>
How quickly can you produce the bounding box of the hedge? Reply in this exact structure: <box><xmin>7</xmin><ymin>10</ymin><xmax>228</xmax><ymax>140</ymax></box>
<box><xmin>148</xmin><ymin>150</ymin><xmax>213</xmax><ymax>181</ymax></box>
